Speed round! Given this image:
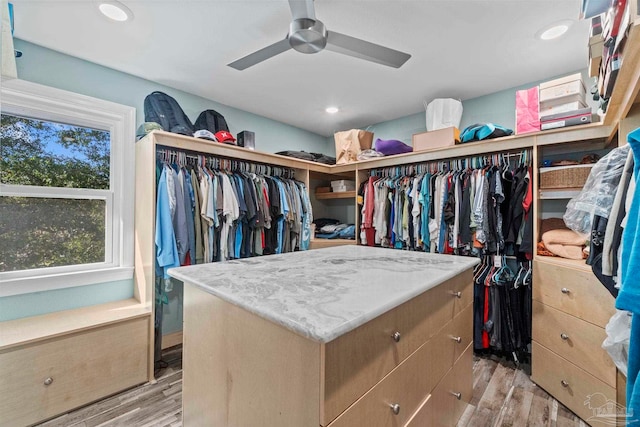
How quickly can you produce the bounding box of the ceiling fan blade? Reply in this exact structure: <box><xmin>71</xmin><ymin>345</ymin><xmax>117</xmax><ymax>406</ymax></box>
<box><xmin>325</xmin><ymin>31</ymin><xmax>411</xmax><ymax>68</ymax></box>
<box><xmin>228</xmin><ymin>38</ymin><xmax>292</xmax><ymax>70</ymax></box>
<box><xmin>288</xmin><ymin>0</ymin><xmax>316</xmax><ymax>20</ymax></box>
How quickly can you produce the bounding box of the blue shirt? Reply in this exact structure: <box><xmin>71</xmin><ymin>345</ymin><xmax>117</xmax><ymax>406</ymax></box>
<box><xmin>155</xmin><ymin>168</ymin><xmax>180</xmax><ymax>278</ymax></box>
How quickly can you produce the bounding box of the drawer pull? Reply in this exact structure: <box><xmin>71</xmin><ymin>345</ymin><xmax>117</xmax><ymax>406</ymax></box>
<box><xmin>392</xmin><ymin>331</ymin><xmax>401</xmax><ymax>342</ymax></box>
<box><xmin>451</xmin><ymin>391</ymin><xmax>462</xmax><ymax>400</ymax></box>
<box><xmin>561</xmin><ymin>380</ymin><xmax>569</xmax><ymax>388</ymax></box>
<box><xmin>451</xmin><ymin>291</ymin><xmax>462</xmax><ymax>298</ymax></box>
<box><xmin>450</xmin><ymin>336</ymin><xmax>462</xmax><ymax>344</ymax></box>
<box><xmin>44</xmin><ymin>377</ymin><xmax>53</xmax><ymax>386</ymax></box>
<box><xmin>561</xmin><ymin>288</ymin><xmax>571</xmax><ymax>294</ymax></box>
<box><xmin>560</xmin><ymin>333</ymin><xmax>569</xmax><ymax>340</ymax></box>
<box><xmin>390</xmin><ymin>403</ymin><xmax>400</xmax><ymax>415</ymax></box>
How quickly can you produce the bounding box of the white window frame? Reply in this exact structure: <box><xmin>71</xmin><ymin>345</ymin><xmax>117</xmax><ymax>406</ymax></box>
<box><xmin>0</xmin><ymin>79</ymin><xmax>135</xmax><ymax>296</ymax></box>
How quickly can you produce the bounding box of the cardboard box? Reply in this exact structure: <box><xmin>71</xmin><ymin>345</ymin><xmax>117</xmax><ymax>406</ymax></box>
<box><xmin>589</xmin><ymin>55</ymin><xmax>602</xmax><ymax>78</ymax></box>
<box><xmin>540</xmin><ymin>108</ymin><xmax>593</xmax><ymax>130</ymax></box>
<box><xmin>539</xmin><ymin>80</ymin><xmax>586</xmax><ymax>104</ymax></box>
<box><xmin>539</xmin><ymin>100</ymin><xmax>588</xmax><ymax>118</ymax></box>
<box><xmin>412</xmin><ymin>127</ymin><xmax>460</xmax><ymax>152</ymax></box>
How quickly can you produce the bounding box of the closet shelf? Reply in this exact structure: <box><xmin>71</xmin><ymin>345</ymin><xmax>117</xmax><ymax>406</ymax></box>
<box><xmin>538</xmin><ymin>188</ymin><xmax>582</xmax><ymax>200</ymax></box>
<box><xmin>309</xmin><ymin>239</ymin><xmax>356</xmax><ymax>249</ymax></box>
<box><xmin>602</xmin><ymin>11</ymin><xmax>640</xmax><ymax>126</ymax></box>
<box><xmin>315</xmin><ymin>191</ymin><xmax>356</xmax><ymax>200</ymax></box>
<box><xmin>534</xmin><ymin>255</ymin><xmax>592</xmax><ymax>273</ymax></box>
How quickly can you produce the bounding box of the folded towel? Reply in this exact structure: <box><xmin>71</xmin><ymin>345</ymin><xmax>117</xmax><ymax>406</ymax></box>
<box><xmin>542</xmin><ymin>229</ymin><xmax>587</xmax><ymax>260</ymax></box>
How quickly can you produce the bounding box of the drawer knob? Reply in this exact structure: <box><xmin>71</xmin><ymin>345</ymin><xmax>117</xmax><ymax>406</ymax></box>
<box><xmin>452</xmin><ymin>291</ymin><xmax>462</xmax><ymax>298</ymax></box>
<box><xmin>392</xmin><ymin>332</ymin><xmax>401</xmax><ymax>342</ymax></box>
<box><xmin>451</xmin><ymin>391</ymin><xmax>462</xmax><ymax>400</ymax></box>
<box><xmin>560</xmin><ymin>333</ymin><xmax>569</xmax><ymax>340</ymax></box>
<box><xmin>44</xmin><ymin>377</ymin><xmax>53</xmax><ymax>386</ymax></box>
<box><xmin>451</xmin><ymin>336</ymin><xmax>462</xmax><ymax>344</ymax></box>
<box><xmin>390</xmin><ymin>403</ymin><xmax>400</xmax><ymax>415</ymax></box>
<box><xmin>561</xmin><ymin>380</ymin><xmax>569</xmax><ymax>388</ymax></box>
<box><xmin>561</xmin><ymin>288</ymin><xmax>571</xmax><ymax>294</ymax></box>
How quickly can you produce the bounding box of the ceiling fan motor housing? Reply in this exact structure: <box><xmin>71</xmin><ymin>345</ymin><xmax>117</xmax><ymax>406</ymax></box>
<box><xmin>288</xmin><ymin>18</ymin><xmax>327</xmax><ymax>54</ymax></box>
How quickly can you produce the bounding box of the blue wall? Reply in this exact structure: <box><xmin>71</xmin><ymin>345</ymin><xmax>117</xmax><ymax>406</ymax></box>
<box><xmin>1</xmin><ymin>39</ymin><xmax>330</xmax><ymax>326</ymax></box>
<box><xmin>12</xmin><ymin>39</ymin><xmax>331</xmax><ymax>155</ymax></box>
<box><xmin>0</xmin><ymin>280</ymin><xmax>133</xmax><ymax>321</ymax></box>
<box><xmin>355</xmin><ymin>69</ymin><xmax>599</xmax><ymax>149</ymax></box>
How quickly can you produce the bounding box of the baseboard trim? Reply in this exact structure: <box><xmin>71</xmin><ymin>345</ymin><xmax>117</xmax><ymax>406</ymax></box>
<box><xmin>162</xmin><ymin>331</ymin><xmax>183</xmax><ymax>349</ymax></box>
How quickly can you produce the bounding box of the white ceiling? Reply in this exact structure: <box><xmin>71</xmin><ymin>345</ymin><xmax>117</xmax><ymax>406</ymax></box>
<box><xmin>12</xmin><ymin>0</ymin><xmax>589</xmax><ymax>137</ymax></box>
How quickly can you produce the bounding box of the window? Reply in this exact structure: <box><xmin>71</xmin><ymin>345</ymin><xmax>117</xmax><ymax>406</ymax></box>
<box><xmin>0</xmin><ymin>80</ymin><xmax>135</xmax><ymax>296</ymax></box>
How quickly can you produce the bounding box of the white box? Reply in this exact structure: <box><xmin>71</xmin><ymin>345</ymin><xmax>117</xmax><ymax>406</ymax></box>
<box><xmin>539</xmin><ymin>80</ymin><xmax>586</xmax><ymax>104</ymax></box>
<box><xmin>539</xmin><ymin>100</ymin><xmax>588</xmax><ymax>118</ymax></box>
<box><xmin>332</xmin><ymin>184</ymin><xmax>355</xmax><ymax>193</ymax></box>
<box><xmin>330</xmin><ymin>179</ymin><xmax>355</xmax><ymax>187</ymax></box>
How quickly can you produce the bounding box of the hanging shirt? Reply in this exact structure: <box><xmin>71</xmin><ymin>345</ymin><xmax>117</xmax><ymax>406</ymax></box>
<box><xmin>155</xmin><ymin>167</ymin><xmax>180</xmax><ymax>279</ymax></box>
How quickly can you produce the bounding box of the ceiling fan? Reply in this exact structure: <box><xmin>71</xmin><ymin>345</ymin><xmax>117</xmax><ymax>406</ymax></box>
<box><xmin>228</xmin><ymin>0</ymin><xmax>411</xmax><ymax>70</ymax></box>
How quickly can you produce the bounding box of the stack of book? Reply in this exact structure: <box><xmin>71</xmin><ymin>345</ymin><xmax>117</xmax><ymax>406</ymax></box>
<box><xmin>538</xmin><ymin>73</ymin><xmax>593</xmax><ymax>131</ymax></box>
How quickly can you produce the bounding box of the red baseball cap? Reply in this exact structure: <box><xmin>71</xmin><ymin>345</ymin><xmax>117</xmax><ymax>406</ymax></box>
<box><xmin>215</xmin><ymin>131</ymin><xmax>236</xmax><ymax>144</ymax></box>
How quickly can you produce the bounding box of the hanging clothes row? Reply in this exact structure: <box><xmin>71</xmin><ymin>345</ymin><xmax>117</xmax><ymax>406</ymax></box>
<box><xmin>473</xmin><ymin>255</ymin><xmax>532</xmax><ymax>361</ymax></box>
<box><xmin>155</xmin><ymin>146</ymin><xmax>313</xmax><ymax>279</ymax></box>
<box><xmin>360</xmin><ymin>150</ymin><xmax>534</xmax><ymax>258</ymax></box>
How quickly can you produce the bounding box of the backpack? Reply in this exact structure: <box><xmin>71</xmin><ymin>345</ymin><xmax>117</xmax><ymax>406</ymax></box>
<box><xmin>460</xmin><ymin>123</ymin><xmax>513</xmax><ymax>143</ymax></box>
<box><xmin>143</xmin><ymin>91</ymin><xmax>194</xmax><ymax>136</ymax></box>
<box><xmin>194</xmin><ymin>110</ymin><xmax>229</xmax><ymax>134</ymax></box>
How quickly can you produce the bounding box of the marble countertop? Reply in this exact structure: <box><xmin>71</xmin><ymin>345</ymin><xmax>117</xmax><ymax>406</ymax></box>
<box><xmin>168</xmin><ymin>245</ymin><xmax>479</xmax><ymax>343</ymax></box>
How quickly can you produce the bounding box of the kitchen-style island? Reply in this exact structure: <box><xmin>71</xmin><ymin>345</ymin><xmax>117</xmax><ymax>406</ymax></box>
<box><xmin>168</xmin><ymin>245</ymin><xmax>479</xmax><ymax>427</ymax></box>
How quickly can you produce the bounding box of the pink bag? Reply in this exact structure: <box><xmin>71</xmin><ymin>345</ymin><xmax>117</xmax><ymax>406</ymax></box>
<box><xmin>515</xmin><ymin>87</ymin><xmax>540</xmax><ymax>135</ymax></box>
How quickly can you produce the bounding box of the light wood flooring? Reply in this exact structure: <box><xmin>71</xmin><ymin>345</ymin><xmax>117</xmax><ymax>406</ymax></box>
<box><xmin>37</xmin><ymin>346</ymin><xmax>586</xmax><ymax>427</ymax></box>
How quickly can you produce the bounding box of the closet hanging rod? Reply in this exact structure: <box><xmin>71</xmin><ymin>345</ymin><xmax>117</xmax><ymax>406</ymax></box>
<box><xmin>156</xmin><ymin>146</ymin><xmax>296</xmax><ymax>179</ymax></box>
<box><xmin>370</xmin><ymin>149</ymin><xmax>532</xmax><ymax>177</ymax></box>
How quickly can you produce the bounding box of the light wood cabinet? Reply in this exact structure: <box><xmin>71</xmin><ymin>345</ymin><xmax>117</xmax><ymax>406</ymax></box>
<box><xmin>181</xmin><ymin>268</ymin><xmax>474</xmax><ymax>427</ymax></box>
<box><xmin>0</xmin><ymin>316</ymin><xmax>149</xmax><ymax>427</ymax></box>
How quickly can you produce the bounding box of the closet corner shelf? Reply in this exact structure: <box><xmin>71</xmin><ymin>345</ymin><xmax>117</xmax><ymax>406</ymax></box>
<box><xmin>534</xmin><ymin>255</ymin><xmax>592</xmax><ymax>273</ymax></box>
<box><xmin>314</xmin><ymin>191</ymin><xmax>356</xmax><ymax>200</ymax></box>
<box><xmin>538</xmin><ymin>188</ymin><xmax>582</xmax><ymax>200</ymax></box>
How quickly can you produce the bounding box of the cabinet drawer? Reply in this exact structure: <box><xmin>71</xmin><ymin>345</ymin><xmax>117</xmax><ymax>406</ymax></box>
<box><xmin>452</xmin><ymin>303</ymin><xmax>472</xmax><ymax>363</ymax></box>
<box><xmin>323</xmin><ymin>276</ymin><xmax>460</xmax><ymax>424</ymax></box>
<box><xmin>531</xmin><ymin>342</ymin><xmax>616</xmax><ymax>425</ymax></box>
<box><xmin>0</xmin><ymin>317</ymin><xmax>149</xmax><ymax>427</ymax></box>
<box><xmin>327</xmin><ymin>335</ymin><xmax>434</xmax><ymax>427</ymax></box>
<box><xmin>425</xmin><ymin>343</ymin><xmax>473</xmax><ymax>427</ymax></box>
<box><xmin>533</xmin><ymin>259</ymin><xmax>615</xmax><ymax>328</ymax></box>
<box><xmin>453</xmin><ymin>272</ymin><xmax>473</xmax><ymax>316</ymax></box>
<box><xmin>532</xmin><ymin>301</ymin><xmax>615</xmax><ymax>386</ymax></box>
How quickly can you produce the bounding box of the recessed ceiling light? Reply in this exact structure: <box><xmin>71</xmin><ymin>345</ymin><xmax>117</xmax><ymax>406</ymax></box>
<box><xmin>98</xmin><ymin>1</ymin><xmax>133</xmax><ymax>22</ymax></box>
<box><xmin>325</xmin><ymin>106</ymin><xmax>339</xmax><ymax>114</ymax></box>
<box><xmin>536</xmin><ymin>20</ymin><xmax>572</xmax><ymax>40</ymax></box>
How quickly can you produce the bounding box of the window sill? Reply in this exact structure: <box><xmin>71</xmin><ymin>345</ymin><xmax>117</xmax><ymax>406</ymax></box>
<box><xmin>0</xmin><ymin>266</ymin><xmax>134</xmax><ymax>297</ymax></box>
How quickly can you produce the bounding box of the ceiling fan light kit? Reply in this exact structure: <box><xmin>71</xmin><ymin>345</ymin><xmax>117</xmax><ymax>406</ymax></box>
<box><xmin>228</xmin><ymin>0</ymin><xmax>411</xmax><ymax>70</ymax></box>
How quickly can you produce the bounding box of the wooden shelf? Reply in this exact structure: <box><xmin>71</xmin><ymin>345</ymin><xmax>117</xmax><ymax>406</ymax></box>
<box><xmin>315</xmin><ymin>191</ymin><xmax>356</xmax><ymax>200</ymax></box>
<box><xmin>0</xmin><ymin>298</ymin><xmax>150</xmax><ymax>351</ymax></box>
<box><xmin>309</xmin><ymin>239</ymin><xmax>356</xmax><ymax>249</ymax></box>
<box><xmin>534</xmin><ymin>255</ymin><xmax>592</xmax><ymax>273</ymax></box>
<box><xmin>603</xmin><ymin>8</ymin><xmax>640</xmax><ymax>127</ymax></box>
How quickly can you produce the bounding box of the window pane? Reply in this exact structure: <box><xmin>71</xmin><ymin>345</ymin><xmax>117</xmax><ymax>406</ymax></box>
<box><xmin>0</xmin><ymin>197</ymin><xmax>106</xmax><ymax>272</ymax></box>
<box><xmin>0</xmin><ymin>113</ymin><xmax>110</xmax><ymax>189</ymax></box>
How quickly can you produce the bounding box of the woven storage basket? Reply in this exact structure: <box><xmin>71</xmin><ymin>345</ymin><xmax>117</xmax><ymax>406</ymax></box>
<box><xmin>539</xmin><ymin>164</ymin><xmax>593</xmax><ymax>189</ymax></box>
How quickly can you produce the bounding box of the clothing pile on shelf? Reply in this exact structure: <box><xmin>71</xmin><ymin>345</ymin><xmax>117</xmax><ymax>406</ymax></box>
<box><xmin>312</xmin><ymin>218</ymin><xmax>356</xmax><ymax>239</ymax></box>
<box><xmin>155</xmin><ymin>151</ymin><xmax>313</xmax><ymax>280</ymax></box>
<box><xmin>359</xmin><ymin>157</ymin><xmax>534</xmax><ymax>258</ymax></box>
<box><xmin>473</xmin><ymin>256</ymin><xmax>532</xmax><ymax>360</ymax></box>
<box><xmin>537</xmin><ymin>218</ymin><xmax>587</xmax><ymax>260</ymax></box>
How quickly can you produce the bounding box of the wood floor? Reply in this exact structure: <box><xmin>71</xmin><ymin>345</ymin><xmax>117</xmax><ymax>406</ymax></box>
<box><xmin>37</xmin><ymin>346</ymin><xmax>586</xmax><ymax>427</ymax></box>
